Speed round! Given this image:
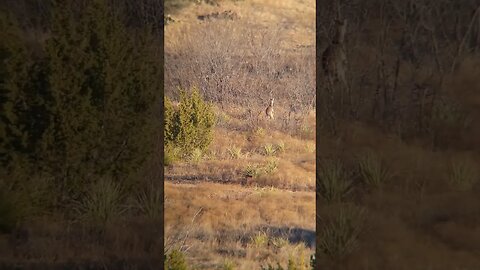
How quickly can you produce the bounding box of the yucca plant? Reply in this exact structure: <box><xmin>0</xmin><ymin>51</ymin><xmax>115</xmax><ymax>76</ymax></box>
<box><xmin>264</xmin><ymin>159</ymin><xmax>279</xmax><ymax>175</ymax></box>
<box><xmin>227</xmin><ymin>145</ymin><xmax>243</xmax><ymax>159</ymax></box>
<box><xmin>319</xmin><ymin>204</ymin><xmax>366</xmax><ymax>258</ymax></box>
<box><xmin>448</xmin><ymin>158</ymin><xmax>478</xmax><ymax>191</ymax></box>
<box><xmin>305</xmin><ymin>143</ymin><xmax>315</xmax><ymax>153</ymax></box>
<box><xmin>250</xmin><ymin>231</ymin><xmax>269</xmax><ymax>248</ymax></box>
<box><xmin>357</xmin><ymin>151</ymin><xmax>391</xmax><ymax>188</ymax></box>
<box><xmin>318</xmin><ymin>159</ymin><xmax>354</xmax><ymax>203</ymax></box>
<box><xmin>276</xmin><ymin>141</ymin><xmax>286</xmax><ymax>154</ymax></box>
<box><xmin>75</xmin><ymin>178</ymin><xmax>126</xmax><ymax>226</ymax></box>
<box><xmin>264</xmin><ymin>143</ymin><xmax>277</xmax><ymax>156</ymax></box>
<box><xmin>245</xmin><ymin>164</ymin><xmax>262</xmax><ymax>178</ymax></box>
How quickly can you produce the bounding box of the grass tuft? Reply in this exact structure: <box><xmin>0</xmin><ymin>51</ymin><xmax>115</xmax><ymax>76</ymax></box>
<box><xmin>448</xmin><ymin>158</ymin><xmax>478</xmax><ymax>191</ymax></box>
<box><xmin>319</xmin><ymin>204</ymin><xmax>367</xmax><ymax>258</ymax></box>
<box><xmin>245</xmin><ymin>164</ymin><xmax>263</xmax><ymax>178</ymax></box>
<box><xmin>250</xmin><ymin>231</ymin><xmax>269</xmax><ymax>248</ymax></box>
<box><xmin>227</xmin><ymin>145</ymin><xmax>243</xmax><ymax>159</ymax></box>
<box><xmin>263</xmin><ymin>143</ymin><xmax>277</xmax><ymax>156</ymax></box>
<box><xmin>264</xmin><ymin>159</ymin><xmax>279</xmax><ymax>175</ymax></box>
<box><xmin>75</xmin><ymin>178</ymin><xmax>125</xmax><ymax>226</ymax></box>
<box><xmin>357</xmin><ymin>151</ymin><xmax>391</xmax><ymax>188</ymax></box>
<box><xmin>318</xmin><ymin>159</ymin><xmax>354</xmax><ymax>203</ymax></box>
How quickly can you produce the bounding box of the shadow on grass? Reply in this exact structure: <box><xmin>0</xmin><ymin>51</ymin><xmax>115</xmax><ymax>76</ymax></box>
<box><xmin>254</xmin><ymin>225</ymin><xmax>316</xmax><ymax>249</ymax></box>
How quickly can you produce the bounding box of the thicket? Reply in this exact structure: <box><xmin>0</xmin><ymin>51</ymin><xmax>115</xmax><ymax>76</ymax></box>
<box><xmin>165</xmin><ymin>87</ymin><xmax>215</xmax><ymax>161</ymax></box>
<box><xmin>317</xmin><ymin>0</ymin><xmax>480</xmax><ymax>149</ymax></box>
<box><xmin>164</xmin><ymin>249</ymin><xmax>189</xmax><ymax>270</ymax></box>
<box><xmin>0</xmin><ymin>0</ymin><xmax>161</xmax><ymax>218</ymax></box>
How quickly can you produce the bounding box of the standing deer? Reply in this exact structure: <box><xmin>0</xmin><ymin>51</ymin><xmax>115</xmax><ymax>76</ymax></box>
<box><xmin>265</xmin><ymin>98</ymin><xmax>275</xmax><ymax>120</ymax></box>
<box><xmin>322</xmin><ymin>18</ymin><xmax>348</xmax><ymax>88</ymax></box>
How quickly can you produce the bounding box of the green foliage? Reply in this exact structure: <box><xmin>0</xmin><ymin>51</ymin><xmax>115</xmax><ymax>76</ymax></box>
<box><xmin>255</xmin><ymin>127</ymin><xmax>265</xmax><ymax>137</ymax></box>
<box><xmin>222</xmin><ymin>259</ymin><xmax>236</xmax><ymax>270</ymax></box>
<box><xmin>165</xmin><ymin>249</ymin><xmax>189</xmax><ymax>270</ymax></box>
<box><xmin>304</xmin><ymin>142</ymin><xmax>315</xmax><ymax>153</ymax></box>
<box><xmin>164</xmin><ymin>144</ymin><xmax>181</xmax><ymax>166</ymax></box>
<box><xmin>244</xmin><ymin>159</ymin><xmax>279</xmax><ymax>179</ymax></box>
<box><xmin>165</xmin><ymin>87</ymin><xmax>215</xmax><ymax>159</ymax></box>
<box><xmin>250</xmin><ymin>231</ymin><xmax>269</xmax><ymax>248</ymax></box>
<box><xmin>275</xmin><ymin>141</ymin><xmax>285</xmax><ymax>154</ymax></box>
<box><xmin>245</xmin><ymin>164</ymin><xmax>263</xmax><ymax>178</ymax></box>
<box><xmin>318</xmin><ymin>159</ymin><xmax>354</xmax><ymax>203</ymax></box>
<box><xmin>0</xmin><ymin>10</ymin><xmax>40</xmax><ymax>170</ymax></box>
<box><xmin>263</xmin><ymin>143</ymin><xmax>277</xmax><ymax>156</ymax></box>
<box><xmin>190</xmin><ymin>148</ymin><xmax>203</xmax><ymax>163</ymax></box>
<box><xmin>264</xmin><ymin>159</ymin><xmax>279</xmax><ymax>175</ymax></box>
<box><xmin>1</xmin><ymin>0</ymin><xmax>162</xmax><ymax>208</ymax></box>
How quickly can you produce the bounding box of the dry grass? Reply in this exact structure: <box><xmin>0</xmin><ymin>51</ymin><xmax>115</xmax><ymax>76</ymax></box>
<box><xmin>164</xmin><ymin>0</ymin><xmax>315</xmax><ymax>268</ymax></box>
<box><xmin>164</xmin><ymin>105</ymin><xmax>316</xmax><ymax>268</ymax></box>
<box><xmin>164</xmin><ymin>182</ymin><xmax>314</xmax><ymax>269</ymax></box>
<box><xmin>317</xmin><ymin>120</ymin><xmax>480</xmax><ymax>269</ymax></box>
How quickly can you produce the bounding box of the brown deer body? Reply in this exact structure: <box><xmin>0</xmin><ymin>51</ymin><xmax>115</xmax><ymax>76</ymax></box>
<box><xmin>322</xmin><ymin>19</ymin><xmax>348</xmax><ymax>87</ymax></box>
<box><xmin>265</xmin><ymin>98</ymin><xmax>274</xmax><ymax>119</ymax></box>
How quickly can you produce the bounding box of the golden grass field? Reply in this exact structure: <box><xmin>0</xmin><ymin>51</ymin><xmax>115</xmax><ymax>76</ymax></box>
<box><xmin>164</xmin><ymin>0</ymin><xmax>316</xmax><ymax>268</ymax></box>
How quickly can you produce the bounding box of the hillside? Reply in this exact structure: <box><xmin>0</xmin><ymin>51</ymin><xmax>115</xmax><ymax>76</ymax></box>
<box><xmin>164</xmin><ymin>0</ymin><xmax>316</xmax><ymax>269</ymax></box>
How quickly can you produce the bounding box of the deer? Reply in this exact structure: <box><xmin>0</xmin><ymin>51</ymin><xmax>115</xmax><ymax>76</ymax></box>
<box><xmin>265</xmin><ymin>98</ymin><xmax>275</xmax><ymax>120</ymax></box>
<box><xmin>322</xmin><ymin>18</ymin><xmax>348</xmax><ymax>89</ymax></box>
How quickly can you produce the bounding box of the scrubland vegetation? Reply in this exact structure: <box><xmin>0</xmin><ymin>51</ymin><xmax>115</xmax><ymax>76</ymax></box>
<box><xmin>164</xmin><ymin>0</ymin><xmax>315</xmax><ymax>269</ymax></box>
<box><xmin>2</xmin><ymin>0</ymin><xmax>480</xmax><ymax>269</ymax></box>
<box><xmin>317</xmin><ymin>0</ymin><xmax>480</xmax><ymax>269</ymax></box>
<box><xmin>1</xmin><ymin>0</ymin><xmax>164</xmax><ymax>268</ymax></box>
